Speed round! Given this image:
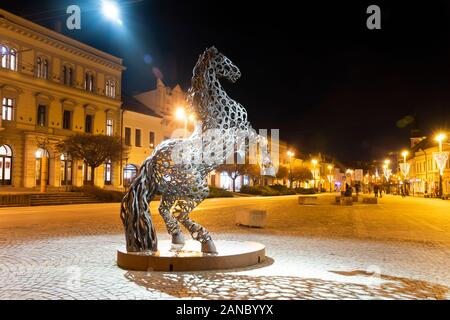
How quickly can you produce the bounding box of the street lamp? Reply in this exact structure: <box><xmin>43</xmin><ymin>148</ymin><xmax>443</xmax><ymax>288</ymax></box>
<box><xmin>435</xmin><ymin>133</ymin><xmax>447</xmax><ymax>152</ymax></box>
<box><xmin>401</xmin><ymin>150</ymin><xmax>409</xmax><ymax>163</ymax></box>
<box><xmin>312</xmin><ymin>159</ymin><xmax>318</xmax><ymax>190</ymax></box>
<box><xmin>434</xmin><ymin>133</ymin><xmax>448</xmax><ymax>198</ymax></box>
<box><xmin>175</xmin><ymin>106</ymin><xmax>195</xmax><ymax>138</ymax></box>
<box><xmin>327</xmin><ymin>165</ymin><xmax>333</xmax><ymax>193</ymax></box>
<box><xmin>287</xmin><ymin>151</ymin><xmax>294</xmax><ymax>188</ymax></box>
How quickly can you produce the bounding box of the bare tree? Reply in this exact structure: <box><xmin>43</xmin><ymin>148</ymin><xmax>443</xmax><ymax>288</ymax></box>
<box><xmin>217</xmin><ymin>163</ymin><xmax>261</xmax><ymax>192</ymax></box>
<box><xmin>57</xmin><ymin>134</ymin><xmax>127</xmax><ymax>185</ymax></box>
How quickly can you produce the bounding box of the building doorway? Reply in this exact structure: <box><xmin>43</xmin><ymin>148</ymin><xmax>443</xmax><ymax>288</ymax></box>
<box><xmin>82</xmin><ymin>162</ymin><xmax>94</xmax><ymax>185</ymax></box>
<box><xmin>123</xmin><ymin>164</ymin><xmax>138</xmax><ymax>187</ymax></box>
<box><xmin>0</xmin><ymin>145</ymin><xmax>12</xmax><ymax>185</ymax></box>
<box><xmin>60</xmin><ymin>153</ymin><xmax>72</xmax><ymax>186</ymax></box>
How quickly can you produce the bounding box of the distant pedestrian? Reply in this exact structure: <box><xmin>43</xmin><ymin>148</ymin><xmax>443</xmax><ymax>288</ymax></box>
<box><xmin>374</xmin><ymin>184</ymin><xmax>379</xmax><ymax>198</ymax></box>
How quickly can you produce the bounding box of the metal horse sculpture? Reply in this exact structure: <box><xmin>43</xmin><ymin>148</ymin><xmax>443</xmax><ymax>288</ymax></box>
<box><xmin>120</xmin><ymin>47</ymin><xmax>273</xmax><ymax>254</ymax></box>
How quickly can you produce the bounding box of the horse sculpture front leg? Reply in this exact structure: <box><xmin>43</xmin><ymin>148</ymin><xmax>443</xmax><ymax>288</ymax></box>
<box><xmin>173</xmin><ymin>198</ymin><xmax>217</xmax><ymax>254</ymax></box>
<box><xmin>159</xmin><ymin>195</ymin><xmax>185</xmax><ymax>245</ymax></box>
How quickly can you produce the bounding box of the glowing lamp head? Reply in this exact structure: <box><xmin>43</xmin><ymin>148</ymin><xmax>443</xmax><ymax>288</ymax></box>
<box><xmin>312</xmin><ymin>159</ymin><xmax>318</xmax><ymax>166</ymax></box>
<box><xmin>327</xmin><ymin>165</ymin><xmax>333</xmax><ymax>170</ymax></box>
<box><xmin>175</xmin><ymin>107</ymin><xmax>186</xmax><ymax>120</ymax></box>
<box><xmin>435</xmin><ymin>133</ymin><xmax>447</xmax><ymax>143</ymax></box>
<box><xmin>384</xmin><ymin>159</ymin><xmax>390</xmax><ymax>165</ymax></box>
<box><xmin>188</xmin><ymin>114</ymin><xmax>196</xmax><ymax>122</ymax></box>
<box><xmin>287</xmin><ymin>151</ymin><xmax>294</xmax><ymax>158</ymax></box>
<box><xmin>401</xmin><ymin>150</ymin><xmax>409</xmax><ymax>158</ymax></box>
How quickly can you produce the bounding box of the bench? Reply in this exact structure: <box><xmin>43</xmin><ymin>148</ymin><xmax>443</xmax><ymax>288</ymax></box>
<box><xmin>298</xmin><ymin>196</ymin><xmax>318</xmax><ymax>205</ymax></box>
<box><xmin>362</xmin><ymin>197</ymin><xmax>378</xmax><ymax>204</ymax></box>
<box><xmin>340</xmin><ymin>197</ymin><xmax>353</xmax><ymax>206</ymax></box>
<box><xmin>236</xmin><ymin>210</ymin><xmax>267</xmax><ymax>228</ymax></box>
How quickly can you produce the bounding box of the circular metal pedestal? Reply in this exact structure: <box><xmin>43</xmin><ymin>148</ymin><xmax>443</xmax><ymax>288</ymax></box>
<box><xmin>117</xmin><ymin>240</ymin><xmax>266</xmax><ymax>271</ymax></box>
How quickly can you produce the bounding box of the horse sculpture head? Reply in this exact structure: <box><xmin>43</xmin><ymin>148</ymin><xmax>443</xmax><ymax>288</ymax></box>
<box><xmin>207</xmin><ymin>46</ymin><xmax>241</xmax><ymax>83</ymax></box>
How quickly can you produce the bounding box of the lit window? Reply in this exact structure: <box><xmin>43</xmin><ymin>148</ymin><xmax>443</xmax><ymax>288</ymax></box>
<box><xmin>106</xmin><ymin>119</ymin><xmax>113</xmax><ymax>136</ymax></box>
<box><xmin>105</xmin><ymin>80</ymin><xmax>116</xmax><ymax>98</ymax></box>
<box><xmin>2</xmin><ymin>98</ymin><xmax>14</xmax><ymax>121</ymax></box>
<box><xmin>149</xmin><ymin>131</ymin><xmax>155</xmax><ymax>148</ymax></box>
<box><xmin>104</xmin><ymin>160</ymin><xmax>112</xmax><ymax>184</ymax></box>
<box><xmin>1</xmin><ymin>46</ymin><xmax>18</xmax><ymax>71</ymax></box>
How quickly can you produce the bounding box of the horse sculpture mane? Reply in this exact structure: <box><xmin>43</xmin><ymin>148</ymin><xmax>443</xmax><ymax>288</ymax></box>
<box><xmin>120</xmin><ymin>46</ymin><xmax>271</xmax><ymax>254</ymax></box>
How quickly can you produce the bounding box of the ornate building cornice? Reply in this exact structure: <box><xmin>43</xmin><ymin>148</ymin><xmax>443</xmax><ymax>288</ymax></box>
<box><xmin>0</xmin><ymin>11</ymin><xmax>125</xmax><ymax>72</ymax></box>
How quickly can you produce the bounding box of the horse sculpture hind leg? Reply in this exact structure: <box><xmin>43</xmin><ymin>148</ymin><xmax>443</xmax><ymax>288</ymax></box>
<box><xmin>159</xmin><ymin>195</ymin><xmax>185</xmax><ymax>245</ymax></box>
<box><xmin>173</xmin><ymin>197</ymin><xmax>217</xmax><ymax>254</ymax></box>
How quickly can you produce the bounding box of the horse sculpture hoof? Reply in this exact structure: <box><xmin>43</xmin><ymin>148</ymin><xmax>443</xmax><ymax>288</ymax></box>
<box><xmin>201</xmin><ymin>240</ymin><xmax>217</xmax><ymax>254</ymax></box>
<box><xmin>172</xmin><ymin>232</ymin><xmax>185</xmax><ymax>245</ymax></box>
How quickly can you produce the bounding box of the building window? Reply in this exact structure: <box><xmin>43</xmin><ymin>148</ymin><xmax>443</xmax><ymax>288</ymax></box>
<box><xmin>85</xmin><ymin>115</ymin><xmax>93</xmax><ymax>133</ymax></box>
<box><xmin>149</xmin><ymin>131</ymin><xmax>155</xmax><ymax>148</ymax></box>
<box><xmin>1</xmin><ymin>45</ymin><xmax>17</xmax><ymax>71</ymax></box>
<box><xmin>63</xmin><ymin>65</ymin><xmax>73</xmax><ymax>86</ymax></box>
<box><xmin>135</xmin><ymin>129</ymin><xmax>141</xmax><ymax>147</ymax></box>
<box><xmin>125</xmin><ymin>127</ymin><xmax>131</xmax><ymax>146</ymax></box>
<box><xmin>85</xmin><ymin>72</ymin><xmax>95</xmax><ymax>92</ymax></box>
<box><xmin>36</xmin><ymin>57</ymin><xmax>49</xmax><ymax>79</ymax></box>
<box><xmin>123</xmin><ymin>164</ymin><xmax>138</xmax><ymax>186</ymax></box>
<box><xmin>37</xmin><ymin>105</ymin><xmax>46</xmax><ymax>127</ymax></box>
<box><xmin>104</xmin><ymin>160</ymin><xmax>112</xmax><ymax>185</ymax></box>
<box><xmin>105</xmin><ymin>80</ymin><xmax>116</xmax><ymax>98</ymax></box>
<box><xmin>62</xmin><ymin>110</ymin><xmax>71</xmax><ymax>130</ymax></box>
<box><xmin>2</xmin><ymin>98</ymin><xmax>14</xmax><ymax>121</ymax></box>
<box><xmin>0</xmin><ymin>144</ymin><xmax>13</xmax><ymax>185</ymax></box>
<box><xmin>106</xmin><ymin>119</ymin><xmax>113</xmax><ymax>136</ymax></box>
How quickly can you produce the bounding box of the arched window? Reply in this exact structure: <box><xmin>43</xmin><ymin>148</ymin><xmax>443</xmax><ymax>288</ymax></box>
<box><xmin>9</xmin><ymin>49</ymin><xmax>17</xmax><ymax>71</ymax></box>
<box><xmin>110</xmin><ymin>81</ymin><xmax>115</xmax><ymax>98</ymax></box>
<box><xmin>85</xmin><ymin>72</ymin><xmax>95</xmax><ymax>92</ymax></box>
<box><xmin>36</xmin><ymin>57</ymin><xmax>42</xmax><ymax>78</ymax></box>
<box><xmin>123</xmin><ymin>164</ymin><xmax>138</xmax><ymax>186</ymax></box>
<box><xmin>1</xmin><ymin>46</ymin><xmax>7</xmax><ymax>68</ymax></box>
<box><xmin>1</xmin><ymin>45</ymin><xmax>18</xmax><ymax>71</ymax></box>
<box><xmin>43</xmin><ymin>59</ymin><xmax>49</xmax><ymax>79</ymax></box>
<box><xmin>63</xmin><ymin>65</ymin><xmax>73</xmax><ymax>86</ymax></box>
<box><xmin>0</xmin><ymin>145</ymin><xmax>13</xmax><ymax>185</ymax></box>
<box><xmin>36</xmin><ymin>57</ymin><xmax>49</xmax><ymax>79</ymax></box>
<box><xmin>105</xmin><ymin>79</ymin><xmax>116</xmax><ymax>98</ymax></box>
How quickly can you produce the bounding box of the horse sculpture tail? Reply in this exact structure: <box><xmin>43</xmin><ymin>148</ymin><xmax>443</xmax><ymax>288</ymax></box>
<box><xmin>120</xmin><ymin>157</ymin><xmax>158</xmax><ymax>252</ymax></box>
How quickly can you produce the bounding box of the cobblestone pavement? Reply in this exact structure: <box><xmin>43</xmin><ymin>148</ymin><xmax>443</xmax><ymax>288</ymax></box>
<box><xmin>1</xmin><ymin>194</ymin><xmax>450</xmax><ymax>299</ymax></box>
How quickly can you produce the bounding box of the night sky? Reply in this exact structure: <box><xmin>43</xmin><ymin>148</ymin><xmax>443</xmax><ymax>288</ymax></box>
<box><xmin>3</xmin><ymin>1</ymin><xmax>450</xmax><ymax>164</ymax></box>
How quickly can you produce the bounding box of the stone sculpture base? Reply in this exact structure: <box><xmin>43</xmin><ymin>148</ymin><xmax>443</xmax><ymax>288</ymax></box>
<box><xmin>117</xmin><ymin>240</ymin><xmax>266</xmax><ymax>272</ymax></box>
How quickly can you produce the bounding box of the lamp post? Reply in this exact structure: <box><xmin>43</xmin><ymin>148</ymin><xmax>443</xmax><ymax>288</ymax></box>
<box><xmin>312</xmin><ymin>159</ymin><xmax>318</xmax><ymax>191</ymax></box>
<box><xmin>287</xmin><ymin>151</ymin><xmax>294</xmax><ymax>188</ymax></box>
<box><xmin>327</xmin><ymin>165</ymin><xmax>333</xmax><ymax>193</ymax></box>
<box><xmin>434</xmin><ymin>133</ymin><xmax>448</xmax><ymax>198</ymax></box>
<box><xmin>400</xmin><ymin>150</ymin><xmax>410</xmax><ymax>196</ymax></box>
<box><xmin>175</xmin><ymin>107</ymin><xmax>195</xmax><ymax>138</ymax></box>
